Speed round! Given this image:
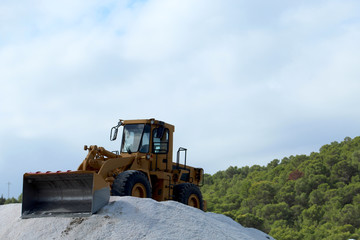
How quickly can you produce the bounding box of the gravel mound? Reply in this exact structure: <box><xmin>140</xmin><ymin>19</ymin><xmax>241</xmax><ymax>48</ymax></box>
<box><xmin>0</xmin><ymin>196</ymin><xmax>274</xmax><ymax>240</ymax></box>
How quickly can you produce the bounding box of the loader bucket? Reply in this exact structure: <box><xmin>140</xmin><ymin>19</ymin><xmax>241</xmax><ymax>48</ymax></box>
<box><xmin>21</xmin><ymin>171</ymin><xmax>110</xmax><ymax>218</ymax></box>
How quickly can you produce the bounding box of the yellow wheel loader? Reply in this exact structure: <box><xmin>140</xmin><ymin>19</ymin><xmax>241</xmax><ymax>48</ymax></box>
<box><xmin>22</xmin><ymin>119</ymin><xmax>205</xmax><ymax>218</ymax></box>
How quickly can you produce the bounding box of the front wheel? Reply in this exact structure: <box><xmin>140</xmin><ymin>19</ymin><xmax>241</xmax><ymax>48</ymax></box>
<box><xmin>111</xmin><ymin>170</ymin><xmax>152</xmax><ymax>198</ymax></box>
<box><xmin>173</xmin><ymin>183</ymin><xmax>204</xmax><ymax>210</ymax></box>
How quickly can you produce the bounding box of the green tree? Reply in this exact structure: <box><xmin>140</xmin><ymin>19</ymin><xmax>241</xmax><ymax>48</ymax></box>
<box><xmin>0</xmin><ymin>194</ymin><xmax>5</xmax><ymax>205</ymax></box>
<box><xmin>235</xmin><ymin>213</ymin><xmax>264</xmax><ymax>231</ymax></box>
<box><xmin>258</xmin><ymin>202</ymin><xmax>292</xmax><ymax>227</ymax></box>
<box><xmin>301</xmin><ymin>204</ymin><xmax>324</xmax><ymax>226</ymax></box>
<box><xmin>4</xmin><ymin>197</ymin><xmax>19</xmax><ymax>204</ymax></box>
<box><xmin>248</xmin><ymin>181</ymin><xmax>276</xmax><ymax>205</ymax></box>
<box><xmin>331</xmin><ymin>160</ymin><xmax>356</xmax><ymax>184</ymax></box>
<box><xmin>276</xmin><ymin>181</ymin><xmax>296</xmax><ymax>206</ymax></box>
<box><xmin>270</xmin><ymin>220</ymin><xmax>303</xmax><ymax>240</ymax></box>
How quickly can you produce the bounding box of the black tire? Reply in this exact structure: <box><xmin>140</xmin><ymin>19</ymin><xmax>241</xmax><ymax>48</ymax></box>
<box><xmin>173</xmin><ymin>183</ymin><xmax>204</xmax><ymax>210</ymax></box>
<box><xmin>111</xmin><ymin>170</ymin><xmax>152</xmax><ymax>198</ymax></box>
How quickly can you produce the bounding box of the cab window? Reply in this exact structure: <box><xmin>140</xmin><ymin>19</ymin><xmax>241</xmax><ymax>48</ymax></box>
<box><xmin>152</xmin><ymin>128</ymin><xmax>169</xmax><ymax>154</ymax></box>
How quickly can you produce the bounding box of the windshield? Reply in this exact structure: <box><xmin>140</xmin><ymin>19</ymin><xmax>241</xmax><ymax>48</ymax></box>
<box><xmin>121</xmin><ymin>124</ymin><xmax>150</xmax><ymax>153</ymax></box>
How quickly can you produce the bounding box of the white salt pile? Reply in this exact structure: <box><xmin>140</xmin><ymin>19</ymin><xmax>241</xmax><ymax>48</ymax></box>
<box><xmin>0</xmin><ymin>196</ymin><xmax>274</xmax><ymax>240</ymax></box>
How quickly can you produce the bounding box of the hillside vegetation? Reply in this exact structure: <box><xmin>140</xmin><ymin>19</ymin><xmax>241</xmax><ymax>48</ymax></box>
<box><xmin>201</xmin><ymin>136</ymin><xmax>360</xmax><ymax>240</ymax></box>
<box><xmin>0</xmin><ymin>195</ymin><xmax>21</xmax><ymax>205</ymax></box>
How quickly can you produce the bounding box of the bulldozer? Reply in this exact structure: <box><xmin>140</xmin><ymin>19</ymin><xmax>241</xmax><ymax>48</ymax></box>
<box><xmin>22</xmin><ymin>119</ymin><xmax>205</xmax><ymax>218</ymax></box>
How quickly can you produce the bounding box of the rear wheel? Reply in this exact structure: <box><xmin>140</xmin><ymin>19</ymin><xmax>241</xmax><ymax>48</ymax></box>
<box><xmin>111</xmin><ymin>170</ymin><xmax>152</xmax><ymax>198</ymax></box>
<box><xmin>173</xmin><ymin>183</ymin><xmax>204</xmax><ymax>210</ymax></box>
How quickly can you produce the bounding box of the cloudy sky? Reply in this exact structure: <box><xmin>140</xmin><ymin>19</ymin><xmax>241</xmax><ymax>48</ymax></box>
<box><xmin>1</xmin><ymin>0</ymin><xmax>360</xmax><ymax>198</ymax></box>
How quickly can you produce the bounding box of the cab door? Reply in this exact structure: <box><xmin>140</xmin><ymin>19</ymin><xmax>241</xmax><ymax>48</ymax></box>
<box><xmin>151</xmin><ymin>126</ymin><xmax>171</xmax><ymax>171</ymax></box>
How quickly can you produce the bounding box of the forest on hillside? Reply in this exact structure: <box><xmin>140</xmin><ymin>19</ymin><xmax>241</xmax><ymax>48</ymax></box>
<box><xmin>201</xmin><ymin>136</ymin><xmax>360</xmax><ymax>240</ymax></box>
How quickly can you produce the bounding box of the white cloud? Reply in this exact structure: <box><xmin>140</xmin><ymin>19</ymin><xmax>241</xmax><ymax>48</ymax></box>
<box><xmin>281</xmin><ymin>1</ymin><xmax>358</xmax><ymax>28</ymax></box>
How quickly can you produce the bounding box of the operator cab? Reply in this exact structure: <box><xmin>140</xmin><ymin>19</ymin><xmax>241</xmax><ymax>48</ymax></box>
<box><xmin>110</xmin><ymin>119</ymin><xmax>174</xmax><ymax>171</ymax></box>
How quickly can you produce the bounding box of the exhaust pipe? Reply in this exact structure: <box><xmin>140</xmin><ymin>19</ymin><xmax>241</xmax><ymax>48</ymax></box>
<box><xmin>22</xmin><ymin>171</ymin><xmax>110</xmax><ymax>218</ymax></box>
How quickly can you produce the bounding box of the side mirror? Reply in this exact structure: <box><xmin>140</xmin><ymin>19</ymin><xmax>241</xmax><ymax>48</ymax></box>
<box><xmin>110</xmin><ymin>120</ymin><xmax>123</xmax><ymax>141</ymax></box>
<box><xmin>110</xmin><ymin>126</ymin><xmax>118</xmax><ymax>141</ymax></box>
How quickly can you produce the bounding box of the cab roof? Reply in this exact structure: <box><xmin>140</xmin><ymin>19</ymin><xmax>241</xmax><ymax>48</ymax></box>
<box><xmin>122</xmin><ymin>118</ymin><xmax>175</xmax><ymax>132</ymax></box>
